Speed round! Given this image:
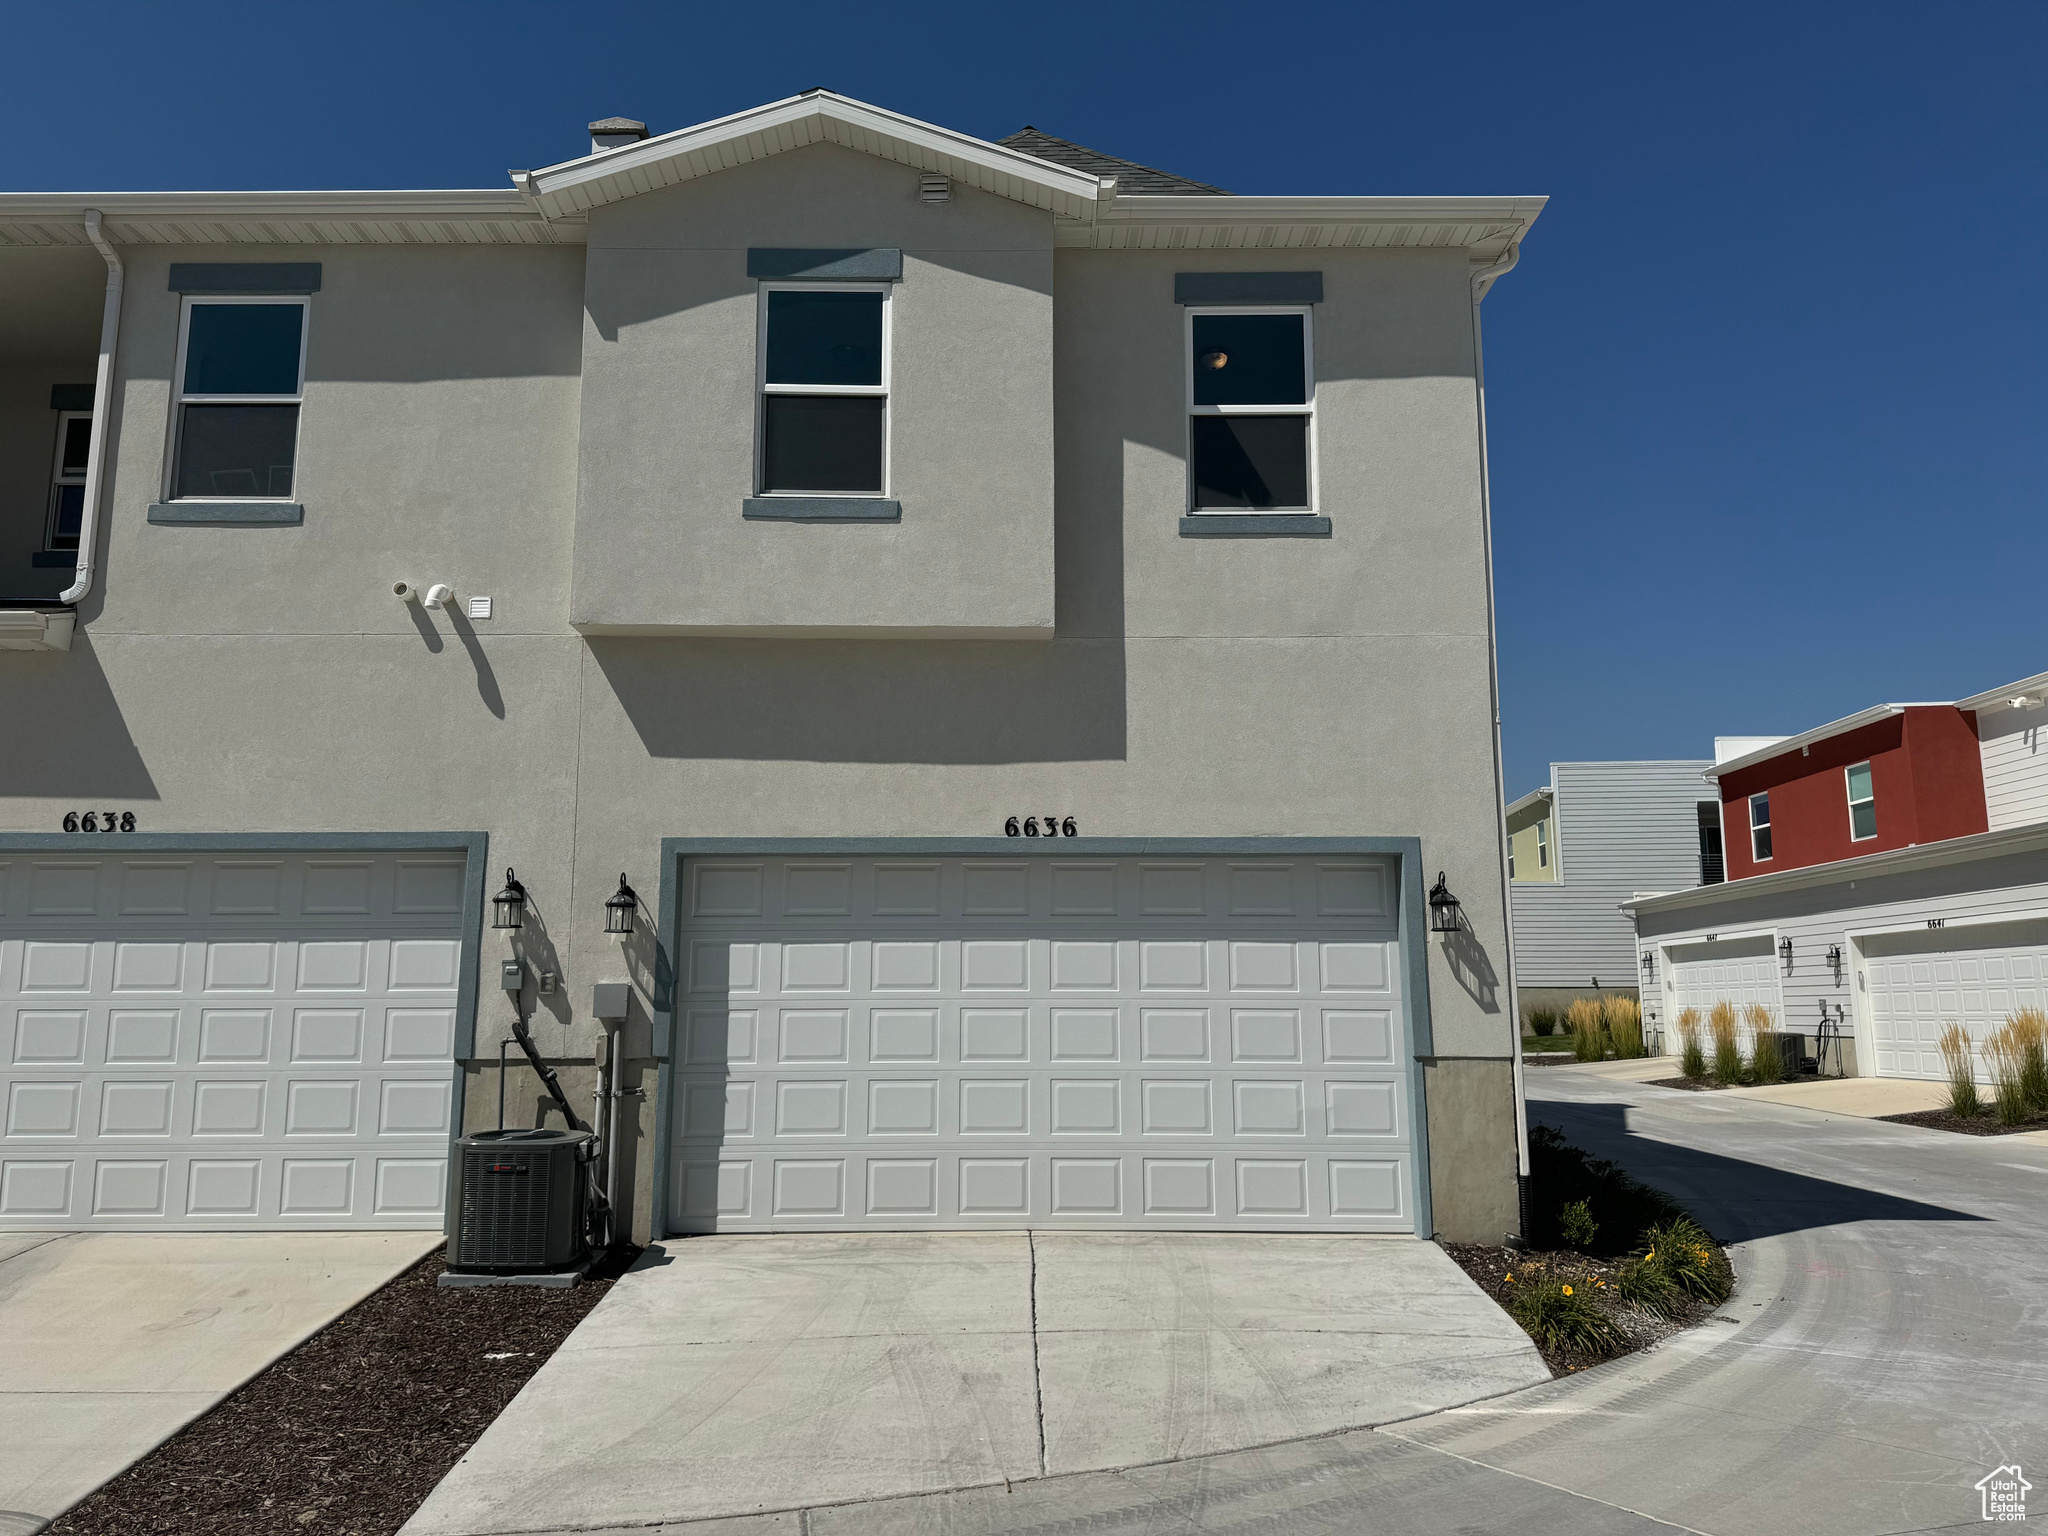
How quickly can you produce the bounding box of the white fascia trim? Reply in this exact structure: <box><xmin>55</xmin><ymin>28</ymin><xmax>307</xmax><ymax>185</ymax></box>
<box><xmin>519</xmin><ymin>91</ymin><xmax>1105</xmax><ymax>219</ymax></box>
<box><xmin>1704</xmin><ymin>705</ymin><xmax>1905</xmax><ymax>779</ymax></box>
<box><xmin>1505</xmin><ymin>787</ymin><xmax>1553</xmax><ymax>818</ymax></box>
<box><xmin>1097</xmin><ymin>193</ymin><xmax>1546</xmax><ymax>247</ymax></box>
<box><xmin>0</xmin><ymin>189</ymin><xmax>534</xmax><ymax>220</ymax></box>
<box><xmin>1624</xmin><ymin>815</ymin><xmax>2048</xmax><ymax>916</ymax></box>
<box><xmin>1957</xmin><ymin>669</ymin><xmax>2048</xmax><ymax>714</ymax></box>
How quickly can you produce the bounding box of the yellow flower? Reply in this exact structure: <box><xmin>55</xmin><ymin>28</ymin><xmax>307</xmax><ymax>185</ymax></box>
<box><xmin>1646</xmin><ymin>1251</ymin><xmax>1655</xmax><ymax>1261</ymax></box>
<box><xmin>1562</xmin><ymin>1284</ymin><xmax>1574</xmax><ymax>1296</ymax></box>
<box><xmin>1504</xmin><ymin>1273</ymin><xmax>1513</xmax><ymax>1282</ymax></box>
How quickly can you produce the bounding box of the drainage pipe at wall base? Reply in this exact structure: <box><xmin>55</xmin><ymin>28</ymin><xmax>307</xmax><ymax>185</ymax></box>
<box><xmin>61</xmin><ymin>211</ymin><xmax>124</xmax><ymax>608</ymax></box>
<box><xmin>1468</xmin><ymin>239</ymin><xmax>1533</xmax><ymax>1223</ymax></box>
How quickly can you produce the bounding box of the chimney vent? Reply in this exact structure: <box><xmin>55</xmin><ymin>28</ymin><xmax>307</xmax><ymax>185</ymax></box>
<box><xmin>588</xmin><ymin>117</ymin><xmax>649</xmax><ymax>155</ymax></box>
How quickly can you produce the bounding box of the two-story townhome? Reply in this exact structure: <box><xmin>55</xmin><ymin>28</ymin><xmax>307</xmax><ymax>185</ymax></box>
<box><xmin>1630</xmin><ymin>669</ymin><xmax>2048</xmax><ymax>1079</ymax></box>
<box><xmin>0</xmin><ymin>92</ymin><xmax>1545</xmax><ymax>1245</ymax></box>
<box><xmin>1505</xmin><ymin>760</ymin><xmax>1718</xmax><ymax>1027</ymax></box>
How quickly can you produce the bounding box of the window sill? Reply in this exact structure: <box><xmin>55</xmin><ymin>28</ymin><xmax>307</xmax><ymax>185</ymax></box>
<box><xmin>1179</xmin><ymin>514</ymin><xmax>1330</xmax><ymax>538</ymax></box>
<box><xmin>743</xmin><ymin>497</ymin><xmax>900</xmax><ymax>522</ymax></box>
<box><xmin>147</xmin><ymin>502</ymin><xmax>304</xmax><ymax>526</ymax></box>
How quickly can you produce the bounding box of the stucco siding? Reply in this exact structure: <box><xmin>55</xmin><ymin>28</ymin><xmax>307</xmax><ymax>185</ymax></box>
<box><xmin>1510</xmin><ymin>761</ymin><xmax>1712</xmax><ymax>991</ymax></box>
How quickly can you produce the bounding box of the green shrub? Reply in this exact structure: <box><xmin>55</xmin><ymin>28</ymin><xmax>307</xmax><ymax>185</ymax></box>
<box><xmin>1750</xmin><ymin>1030</ymin><xmax>1786</xmax><ymax>1084</ymax></box>
<box><xmin>1708</xmin><ymin>1002</ymin><xmax>1743</xmax><ymax>1085</ymax></box>
<box><xmin>1558</xmin><ymin>1198</ymin><xmax>1598</xmax><ymax>1250</ymax></box>
<box><xmin>1939</xmin><ymin>1022</ymin><xmax>1980</xmax><ymax>1120</ymax></box>
<box><xmin>1676</xmin><ymin>1007</ymin><xmax>1706</xmax><ymax>1079</ymax></box>
<box><xmin>1525</xmin><ymin>1125</ymin><xmax>1685</xmax><ymax>1256</ymax></box>
<box><xmin>1528</xmin><ymin>1007</ymin><xmax>1560</xmax><ymax>1038</ymax></box>
<box><xmin>1614</xmin><ymin>1254</ymin><xmax>1684</xmax><ymax>1318</ymax></box>
<box><xmin>1605</xmin><ymin>995</ymin><xmax>1645</xmax><ymax>1059</ymax></box>
<box><xmin>1507</xmin><ymin>1276</ymin><xmax>1624</xmax><ymax>1355</ymax></box>
<box><xmin>1640</xmin><ymin>1216</ymin><xmax>1730</xmax><ymax>1305</ymax></box>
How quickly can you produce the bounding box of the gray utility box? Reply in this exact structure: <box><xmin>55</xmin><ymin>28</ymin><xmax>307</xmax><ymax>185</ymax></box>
<box><xmin>447</xmin><ymin>1128</ymin><xmax>593</xmax><ymax>1274</ymax></box>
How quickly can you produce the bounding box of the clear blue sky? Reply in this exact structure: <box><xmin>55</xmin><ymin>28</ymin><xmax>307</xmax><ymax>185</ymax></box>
<box><xmin>11</xmin><ymin>2</ymin><xmax>2043</xmax><ymax>796</ymax></box>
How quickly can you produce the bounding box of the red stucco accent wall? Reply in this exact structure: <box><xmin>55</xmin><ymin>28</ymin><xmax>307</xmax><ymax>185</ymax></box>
<box><xmin>1719</xmin><ymin>706</ymin><xmax>1988</xmax><ymax>879</ymax></box>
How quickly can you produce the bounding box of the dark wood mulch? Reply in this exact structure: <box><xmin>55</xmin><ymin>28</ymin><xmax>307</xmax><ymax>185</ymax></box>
<box><xmin>1443</xmin><ymin>1241</ymin><xmax>1728</xmax><ymax>1377</ymax></box>
<box><xmin>1646</xmin><ymin>1073</ymin><xmax>1824</xmax><ymax>1092</ymax></box>
<box><xmin>1878</xmin><ymin>1104</ymin><xmax>2048</xmax><ymax>1136</ymax></box>
<box><xmin>47</xmin><ymin>1246</ymin><xmax>632</xmax><ymax>1536</ymax></box>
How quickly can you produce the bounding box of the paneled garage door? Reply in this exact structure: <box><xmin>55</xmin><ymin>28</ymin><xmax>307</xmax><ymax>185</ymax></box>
<box><xmin>1862</xmin><ymin>921</ymin><xmax>2048</xmax><ymax>1079</ymax></box>
<box><xmin>0</xmin><ymin>852</ymin><xmax>464</xmax><ymax>1229</ymax></box>
<box><xmin>1662</xmin><ymin>934</ymin><xmax>1783</xmax><ymax>1047</ymax></box>
<box><xmin>669</xmin><ymin>855</ymin><xmax>1417</xmax><ymax>1233</ymax></box>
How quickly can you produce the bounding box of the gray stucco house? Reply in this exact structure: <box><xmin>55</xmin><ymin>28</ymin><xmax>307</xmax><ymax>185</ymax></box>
<box><xmin>0</xmin><ymin>92</ymin><xmax>1545</xmax><ymax>1244</ymax></box>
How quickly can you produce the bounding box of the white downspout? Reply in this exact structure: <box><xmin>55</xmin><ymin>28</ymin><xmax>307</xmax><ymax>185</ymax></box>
<box><xmin>1468</xmin><ymin>240</ymin><xmax>1531</xmax><ymax>1222</ymax></box>
<box><xmin>60</xmin><ymin>210</ymin><xmax>124</xmax><ymax>607</ymax></box>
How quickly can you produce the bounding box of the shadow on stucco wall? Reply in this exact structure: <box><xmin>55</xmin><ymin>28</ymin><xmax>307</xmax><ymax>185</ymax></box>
<box><xmin>1440</xmin><ymin>925</ymin><xmax>1502</xmax><ymax>1014</ymax></box>
<box><xmin>0</xmin><ymin>635</ymin><xmax>158</xmax><ymax>800</ymax></box>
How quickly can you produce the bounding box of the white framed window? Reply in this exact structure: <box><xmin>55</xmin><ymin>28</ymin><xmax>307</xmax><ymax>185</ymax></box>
<box><xmin>167</xmin><ymin>295</ymin><xmax>308</xmax><ymax>501</ymax></box>
<box><xmin>1749</xmin><ymin>792</ymin><xmax>1773</xmax><ymax>862</ymax></box>
<box><xmin>1185</xmin><ymin>305</ymin><xmax>1315</xmax><ymax>513</ymax></box>
<box><xmin>1508</xmin><ymin>842</ymin><xmax>1515</xmax><ymax>879</ymax></box>
<box><xmin>755</xmin><ymin>282</ymin><xmax>890</xmax><ymax>496</ymax></box>
<box><xmin>1845</xmin><ymin>761</ymin><xmax>1877</xmax><ymax>841</ymax></box>
<box><xmin>45</xmin><ymin>409</ymin><xmax>91</xmax><ymax>550</ymax></box>
<box><xmin>1536</xmin><ymin>820</ymin><xmax>1549</xmax><ymax>868</ymax></box>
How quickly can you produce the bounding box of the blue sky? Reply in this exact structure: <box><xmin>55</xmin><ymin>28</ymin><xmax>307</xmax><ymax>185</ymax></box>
<box><xmin>11</xmin><ymin>1</ymin><xmax>2043</xmax><ymax>796</ymax></box>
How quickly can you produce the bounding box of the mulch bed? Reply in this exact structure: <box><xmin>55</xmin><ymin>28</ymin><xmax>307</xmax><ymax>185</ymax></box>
<box><xmin>48</xmin><ymin>1246</ymin><xmax>633</xmax><ymax>1536</ymax></box>
<box><xmin>1443</xmin><ymin>1241</ymin><xmax>1728</xmax><ymax>1377</ymax></box>
<box><xmin>1877</xmin><ymin>1105</ymin><xmax>2048</xmax><ymax>1136</ymax></box>
<box><xmin>1646</xmin><ymin>1073</ymin><xmax>1824</xmax><ymax>1092</ymax></box>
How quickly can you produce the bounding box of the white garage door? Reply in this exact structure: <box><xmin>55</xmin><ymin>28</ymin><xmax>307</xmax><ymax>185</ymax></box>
<box><xmin>669</xmin><ymin>855</ymin><xmax>1416</xmax><ymax>1234</ymax></box>
<box><xmin>0</xmin><ymin>852</ymin><xmax>464</xmax><ymax>1229</ymax></box>
<box><xmin>1862</xmin><ymin>921</ymin><xmax>2048</xmax><ymax>1079</ymax></box>
<box><xmin>1663</xmin><ymin>934</ymin><xmax>1783</xmax><ymax>1047</ymax></box>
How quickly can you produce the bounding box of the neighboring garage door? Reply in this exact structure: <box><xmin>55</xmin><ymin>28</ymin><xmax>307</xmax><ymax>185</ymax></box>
<box><xmin>670</xmin><ymin>855</ymin><xmax>1416</xmax><ymax>1233</ymax></box>
<box><xmin>1663</xmin><ymin>934</ymin><xmax>1783</xmax><ymax>1045</ymax></box>
<box><xmin>1</xmin><ymin>852</ymin><xmax>464</xmax><ymax>1229</ymax></box>
<box><xmin>1861</xmin><ymin>920</ymin><xmax>2048</xmax><ymax>1079</ymax></box>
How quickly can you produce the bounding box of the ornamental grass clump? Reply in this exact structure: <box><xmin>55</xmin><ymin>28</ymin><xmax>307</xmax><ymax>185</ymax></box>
<box><xmin>2010</xmin><ymin>1006</ymin><xmax>2048</xmax><ymax>1113</ymax></box>
<box><xmin>1605</xmin><ymin>994</ymin><xmax>1646</xmax><ymax>1059</ymax></box>
<box><xmin>1639</xmin><ymin>1215</ymin><xmax>1730</xmax><ymax>1305</ymax></box>
<box><xmin>1985</xmin><ymin>1021</ymin><xmax>2032</xmax><ymax>1126</ymax></box>
<box><xmin>1614</xmin><ymin>1252</ymin><xmax>1684</xmax><ymax>1318</ymax></box>
<box><xmin>1527</xmin><ymin>1006</ymin><xmax>1560</xmax><ymax>1038</ymax></box>
<box><xmin>1938</xmin><ymin>1021</ymin><xmax>1981</xmax><ymax>1120</ymax></box>
<box><xmin>1677</xmin><ymin>1007</ymin><xmax>1706</xmax><ymax>1079</ymax></box>
<box><xmin>1506</xmin><ymin>1274</ymin><xmax>1624</xmax><ymax>1355</ymax></box>
<box><xmin>1708</xmin><ymin>1001</ymin><xmax>1743</xmax><ymax>1085</ymax></box>
<box><xmin>1746</xmin><ymin>1003</ymin><xmax>1784</xmax><ymax>1084</ymax></box>
<box><xmin>1568</xmin><ymin>996</ymin><xmax>1608</xmax><ymax>1062</ymax></box>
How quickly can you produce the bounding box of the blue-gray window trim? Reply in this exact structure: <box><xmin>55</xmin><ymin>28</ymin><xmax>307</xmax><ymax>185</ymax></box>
<box><xmin>747</xmin><ymin>248</ymin><xmax>903</xmax><ymax>281</ymax></box>
<box><xmin>168</xmin><ymin>263</ymin><xmax>323</xmax><ymax>295</ymax></box>
<box><xmin>742</xmin><ymin>497</ymin><xmax>900</xmax><ymax>523</ymax></box>
<box><xmin>648</xmin><ymin>835</ymin><xmax>1435</xmax><ymax>1240</ymax></box>
<box><xmin>1175</xmin><ymin>272</ymin><xmax>1323</xmax><ymax>306</ymax></box>
<box><xmin>0</xmin><ymin>830</ymin><xmax>486</xmax><ymax>1239</ymax></box>
<box><xmin>50</xmin><ymin>383</ymin><xmax>94</xmax><ymax>412</ymax></box>
<box><xmin>1179</xmin><ymin>515</ymin><xmax>1331</xmax><ymax>538</ymax></box>
<box><xmin>148</xmin><ymin>502</ymin><xmax>304</xmax><ymax>526</ymax></box>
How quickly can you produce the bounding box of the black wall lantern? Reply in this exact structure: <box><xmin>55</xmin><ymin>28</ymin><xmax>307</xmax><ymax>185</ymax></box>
<box><xmin>491</xmin><ymin>868</ymin><xmax>527</xmax><ymax>930</ymax></box>
<box><xmin>604</xmin><ymin>874</ymin><xmax>639</xmax><ymax>937</ymax></box>
<box><xmin>1826</xmin><ymin>944</ymin><xmax>1843</xmax><ymax>967</ymax></box>
<box><xmin>1778</xmin><ymin>935</ymin><xmax>1794</xmax><ymax>966</ymax></box>
<box><xmin>1640</xmin><ymin>949</ymin><xmax>1657</xmax><ymax>979</ymax></box>
<box><xmin>1427</xmin><ymin>872</ymin><xmax>1462</xmax><ymax>934</ymax></box>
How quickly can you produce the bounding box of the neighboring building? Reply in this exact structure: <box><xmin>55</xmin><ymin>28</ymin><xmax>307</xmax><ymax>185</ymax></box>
<box><xmin>1506</xmin><ymin>761</ymin><xmax>1717</xmax><ymax>1019</ymax></box>
<box><xmin>1631</xmin><ymin>670</ymin><xmax>2048</xmax><ymax>1079</ymax></box>
<box><xmin>0</xmin><ymin>93</ymin><xmax>1547</xmax><ymax>1243</ymax></box>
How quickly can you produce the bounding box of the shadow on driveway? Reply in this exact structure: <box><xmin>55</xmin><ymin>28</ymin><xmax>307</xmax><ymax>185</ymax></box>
<box><xmin>1530</xmin><ymin>1098</ymin><xmax>1985</xmax><ymax>1242</ymax></box>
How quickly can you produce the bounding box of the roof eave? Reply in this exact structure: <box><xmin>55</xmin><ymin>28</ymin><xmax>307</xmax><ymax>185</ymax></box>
<box><xmin>1956</xmin><ymin>669</ymin><xmax>2048</xmax><ymax>714</ymax></box>
<box><xmin>1705</xmin><ymin>705</ymin><xmax>1906</xmax><ymax>779</ymax></box>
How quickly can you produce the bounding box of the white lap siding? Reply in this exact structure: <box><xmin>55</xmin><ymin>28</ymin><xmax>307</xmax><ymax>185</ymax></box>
<box><xmin>668</xmin><ymin>856</ymin><xmax>1420</xmax><ymax>1233</ymax></box>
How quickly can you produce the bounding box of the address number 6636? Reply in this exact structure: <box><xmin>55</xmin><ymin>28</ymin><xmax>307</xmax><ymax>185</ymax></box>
<box><xmin>1005</xmin><ymin>816</ymin><xmax>1077</xmax><ymax>838</ymax></box>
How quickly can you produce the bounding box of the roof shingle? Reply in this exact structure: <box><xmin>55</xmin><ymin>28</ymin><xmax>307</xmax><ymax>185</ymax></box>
<box><xmin>997</xmin><ymin>127</ymin><xmax>1229</xmax><ymax>196</ymax></box>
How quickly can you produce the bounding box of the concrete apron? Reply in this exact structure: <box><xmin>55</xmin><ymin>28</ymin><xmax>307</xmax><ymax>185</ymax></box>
<box><xmin>401</xmin><ymin>1231</ymin><xmax>1548</xmax><ymax>1536</ymax></box>
<box><xmin>0</xmin><ymin>1230</ymin><xmax>445</xmax><ymax>1536</ymax></box>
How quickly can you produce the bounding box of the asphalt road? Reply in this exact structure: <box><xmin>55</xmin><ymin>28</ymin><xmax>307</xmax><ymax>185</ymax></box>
<box><xmin>607</xmin><ymin>1065</ymin><xmax>2048</xmax><ymax>1536</ymax></box>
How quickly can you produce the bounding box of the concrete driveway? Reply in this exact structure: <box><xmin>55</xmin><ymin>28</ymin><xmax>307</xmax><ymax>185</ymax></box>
<box><xmin>0</xmin><ymin>1230</ymin><xmax>443</xmax><ymax>1536</ymax></box>
<box><xmin>401</xmin><ymin>1232</ymin><xmax>1547</xmax><ymax>1535</ymax></box>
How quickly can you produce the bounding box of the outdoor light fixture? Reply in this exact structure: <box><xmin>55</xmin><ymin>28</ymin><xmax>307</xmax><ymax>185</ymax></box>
<box><xmin>1640</xmin><ymin>950</ymin><xmax>1657</xmax><ymax>978</ymax></box>
<box><xmin>603</xmin><ymin>874</ymin><xmax>638</xmax><ymax>937</ymax></box>
<box><xmin>491</xmin><ymin>868</ymin><xmax>527</xmax><ymax>930</ymax></box>
<box><xmin>1778</xmin><ymin>936</ymin><xmax>1794</xmax><ymax>965</ymax></box>
<box><xmin>1826</xmin><ymin>944</ymin><xmax>1843</xmax><ymax>967</ymax></box>
<box><xmin>1427</xmin><ymin>872</ymin><xmax>1462</xmax><ymax>934</ymax></box>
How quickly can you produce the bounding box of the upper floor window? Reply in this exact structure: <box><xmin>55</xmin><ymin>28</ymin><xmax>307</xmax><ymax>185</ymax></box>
<box><xmin>1846</xmin><ymin>761</ymin><xmax>1877</xmax><ymax>841</ymax></box>
<box><xmin>46</xmin><ymin>410</ymin><xmax>90</xmax><ymax>550</ymax></box>
<box><xmin>1186</xmin><ymin>307</ymin><xmax>1314</xmax><ymax>512</ymax></box>
<box><xmin>170</xmin><ymin>297</ymin><xmax>307</xmax><ymax>500</ymax></box>
<box><xmin>1749</xmin><ymin>792</ymin><xmax>1773</xmax><ymax>862</ymax></box>
<box><xmin>1536</xmin><ymin>820</ymin><xmax>1549</xmax><ymax>868</ymax></box>
<box><xmin>757</xmin><ymin>284</ymin><xmax>889</xmax><ymax>496</ymax></box>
